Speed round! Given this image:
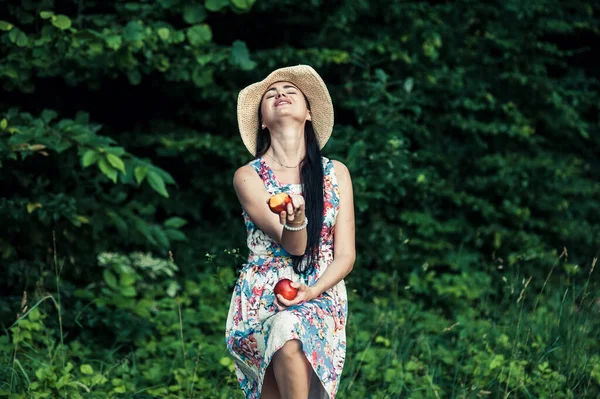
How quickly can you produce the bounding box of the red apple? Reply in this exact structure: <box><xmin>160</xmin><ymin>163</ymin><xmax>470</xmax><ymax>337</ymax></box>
<box><xmin>274</xmin><ymin>278</ymin><xmax>298</xmax><ymax>301</ymax></box>
<box><xmin>268</xmin><ymin>193</ymin><xmax>292</xmax><ymax>214</ymax></box>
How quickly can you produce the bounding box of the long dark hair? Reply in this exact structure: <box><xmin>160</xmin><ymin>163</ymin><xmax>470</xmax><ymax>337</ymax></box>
<box><xmin>256</xmin><ymin>99</ymin><xmax>324</xmax><ymax>275</ymax></box>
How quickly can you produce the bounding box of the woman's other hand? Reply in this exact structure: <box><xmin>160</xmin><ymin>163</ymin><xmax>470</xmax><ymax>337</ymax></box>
<box><xmin>275</xmin><ymin>281</ymin><xmax>315</xmax><ymax>309</ymax></box>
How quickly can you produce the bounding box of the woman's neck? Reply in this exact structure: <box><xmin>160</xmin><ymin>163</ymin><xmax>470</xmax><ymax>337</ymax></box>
<box><xmin>265</xmin><ymin>125</ymin><xmax>306</xmax><ymax>167</ymax></box>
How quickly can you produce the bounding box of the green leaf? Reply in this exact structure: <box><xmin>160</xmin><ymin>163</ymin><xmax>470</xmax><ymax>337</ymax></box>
<box><xmin>375</xmin><ymin>68</ymin><xmax>388</xmax><ymax>83</ymax></box>
<box><xmin>230</xmin><ymin>40</ymin><xmax>256</xmax><ymax>71</ymax></box>
<box><xmin>29</xmin><ymin>308</ymin><xmax>41</xmax><ymax>321</ymax></box>
<box><xmin>165</xmin><ymin>229</ymin><xmax>188</xmax><ymax>242</ymax></box>
<box><xmin>404</xmin><ymin>77</ymin><xmax>414</xmax><ymax>93</ymax></box>
<box><xmin>152</xmin><ymin>228</ymin><xmax>170</xmax><ymax>248</ymax></box>
<box><xmin>0</xmin><ymin>21</ymin><xmax>13</xmax><ymax>31</ymax></box>
<box><xmin>122</xmin><ymin>21</ymin><xmax>144</xmax><ymax>41</ymax></box>
<box><xmin>134</xmin><ymin>300</ymin><xmax>152</xmax><ymax>318</ymax></box>
<box><xmin>183</xmin><ymin>4</ymin><xmax>207</xmax><ymax>24</ymax></box>
<box><xmin>132</xmin><ymin>216</ymin><xmax>155</xmax><ymax>244</ymax></box>
<box><xmin>157</xmin><ymin>28</ymin><xmax>170</xmax><ymax>40</ymax></box>
<box><xmin>121</xmin><ymin>286</ymin><xmax>137</xmax><ymax>297</ymax></box>
<box><xmin>192</xmin><ymin>66</ymin><xmax>213</xmax><ymax>87</ymax></box>
<box><xmin>219</xmin><ymin>357</ymin><xmax>233</xmax><ymax>367</ymax></box>
<box><xmin>231</xmin><ymin>0</ymin><xmax>256</xmax><ymax>11</ymax></box>
<box><xmin>107</xmin><ymin>210</ymin><xmax>128</xmax><ymax>235</ymax></box>
<box><xmin>490</xmin><ymin>354</ymin><xmax>505</xmax><ymax>369</ymax></box>
<box><xmin>17</xmin><ymin>32</ymin><xmax>29</xmax><ymax>47</ymax></box>
<box><xmin>103</xmin><ymin>270</ymin><xmax>118</xmax><ymax>290</ymax></box>
<box><xmin>152</xmin><ymin>167</ymin><xmax>175</xmax><ymax>184</ymax></box>
<box><xmin>27</xmin><ymin>203</ymin><xmax>42</xmax><ymax>214</ymax></box>
<box><xmin>187</xmin><ymin>24</ymin><xmax>212</xmax><ymax>46</ymax></box>
<box><xmin>134</xmin><ymin>166</ymin><xmax>148</xmax><ymax>184</ymax></box>
<box><xmin>164</xmin><ymin>217</ymin><xmax>187</xmax><ymax>228</ymax></box>
<box><xmin>10</xmin><ymin>30</ymin><xmax>29</xmax><ymax>47</ymax></box>
<box><xmin>56</xmin><ymin>374</ymin><xmax>71</xmax><ymax>389</ymax></box>
<box><xmin>147</xmin><ymin>170</ymin><xmax>169</xmax><ymax>198</ymax></box>
<box><xmin>80</xmin><ymin>364</ymin><xmax>94</xmax><ymax>375</ymax></box>
<box><xmin>35</xmin><ymin>368</ymin><xmax>46</xmax><ymax>381</ymax></box>
<box><xmin>104</xmin><ymin>147</ymin><xmax>126</xmax><ymax>156</ymax></box>
<box><xmin>3</xmin><ymin>66</ymin><xmax>18</xmax><ymax>79</ymax></box>
<box><xmin>119</xmin><ymin>273</ymin><xmax>136</xmax><ymax>287</ymax></box>
<box><xmin>81</xmin><ymin>150</ymin><xmax>99</xmax><ymax>168</ymax></box>
<box><xmin>205</xmin><ymin>0</ymin><xmax>229</xmax><ymax>12</ymax></box>
<box><xmin>106</xmin><ymin>154</ymin><xmax>126</xmax><ymax>174</ymax></box>
<box><xmin>51</xmin><ymin>15</ymin><xmax>72</xmax><ymax>30</ymax></box>
<box><xmin>64</xmin><ymin>362</ymin><xmax>74</xmax><ymax>374</ymax></box>
<box><xmin>98</xmin><ymin>158</ymin><xmax>118</xmax><ymax>183</ymax></box>
<box><xmin>40</xmin><ymin>109</ymin><xmax>57</xmax><ymax>123</ymax></box>
<box><xmin>127</xmin><ymin>69</ymin><xmax>142</xmax><ymax>85</ymax></box>
<box><xmin>106</xmin><ymin>35</ymin><xmax>122</xmax><ymax>50</ymax></box>
<box><xmin>113</xmin><ymin>386</ymin><xmax>127</xmax><ymax>394</ymax></box>
<box><xmin>405</xmin><ymin>360</ymin><xmax>419</xmax><ymax>371</ymax></box>
<box><xmin>39</xmin><ymin>11</ymin><xmax>54</xmax><ymax>20</ymax></box>
<box><xmin>166</xmin><ymin>281</ymin><xmax>179</xmax><ymax>297</ymax></box>
<box><xmin>8</xmin><ymin>29</ymin><xmax>17</xmax><ymax>43</ymax></box>
<box><xmin>0</xmin><ymin>119</ymin><xmax>7</xmax><ymax>129</ymax></box>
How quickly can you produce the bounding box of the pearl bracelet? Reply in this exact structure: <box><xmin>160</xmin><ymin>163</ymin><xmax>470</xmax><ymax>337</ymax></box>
<box><xmin>283</xmin><ymin>217</ymin><xmax>308</xmax><ymax>231</ymax></box>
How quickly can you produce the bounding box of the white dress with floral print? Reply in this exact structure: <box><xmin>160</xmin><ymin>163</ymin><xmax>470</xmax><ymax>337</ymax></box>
<box><xmin>225</xmin><ymin>156</ymin><xmax>348</xmax><ymax>399</ymax></box>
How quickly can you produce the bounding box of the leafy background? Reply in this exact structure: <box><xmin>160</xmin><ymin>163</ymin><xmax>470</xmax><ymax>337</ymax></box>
<box><xmin>1</xmin><ymin>0</ymin><xmax>599</xmax><ymax>398</ymax></box>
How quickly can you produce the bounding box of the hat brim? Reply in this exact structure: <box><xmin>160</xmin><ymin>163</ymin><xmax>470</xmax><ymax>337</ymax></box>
<box><xmin>237</xmin><ymin>65</ymin><xmax>334</xmax><ymax>156</ymax></box>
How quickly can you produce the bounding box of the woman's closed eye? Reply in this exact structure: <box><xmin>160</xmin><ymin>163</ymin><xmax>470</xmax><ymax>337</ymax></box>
<box><xmin>267</xmin><ymin>92</ymin><xmax>295</xmax><ymax>98</ymax></box>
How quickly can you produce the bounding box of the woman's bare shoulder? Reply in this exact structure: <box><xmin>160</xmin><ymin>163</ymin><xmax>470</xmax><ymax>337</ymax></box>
<box><xmin>233</xmin><ymin>163</ymin><xmax>261</xmax><ymax>193</ymax></box>
<box><xmin>330</xmin><ymin>159</ymin><xmax>351</xmax><ymax>180</ymax></box>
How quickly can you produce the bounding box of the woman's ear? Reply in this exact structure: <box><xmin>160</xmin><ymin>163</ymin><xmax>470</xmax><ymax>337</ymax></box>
<box><xmin>306</xmin><ymin>110</ymin><xmax>312</xmax><ymax>121</ymax></box>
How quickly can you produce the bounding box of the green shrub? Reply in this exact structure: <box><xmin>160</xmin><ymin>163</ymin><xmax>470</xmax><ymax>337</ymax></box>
<box><xmin>1</xmin><ymin>0</ymin><xmax>599</xmax><ymax>397</ymax></box>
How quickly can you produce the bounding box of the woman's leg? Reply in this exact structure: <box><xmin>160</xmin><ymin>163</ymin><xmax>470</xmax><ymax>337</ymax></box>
<box><xmin>260</xmin><ymin>362</ymin><xmax>280</xmax><ymax>399</ymax></box>
<box><xmin>272</xmin><ymin>339</ymin><xmax>312</xmax><ymax>399</ymax></box>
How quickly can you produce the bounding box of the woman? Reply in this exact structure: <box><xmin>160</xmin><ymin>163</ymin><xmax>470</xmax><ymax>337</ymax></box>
<box><xmin>225</xmin><ymin>65</ymin><xmax>355</xmax><ymax>399</ymax></box>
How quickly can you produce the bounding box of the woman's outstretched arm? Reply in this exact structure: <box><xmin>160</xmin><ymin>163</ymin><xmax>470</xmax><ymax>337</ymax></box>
<box><xmin>233</xmin><ymin>165</ymin><xmax>307</xmax><ymax>256</ymax></box>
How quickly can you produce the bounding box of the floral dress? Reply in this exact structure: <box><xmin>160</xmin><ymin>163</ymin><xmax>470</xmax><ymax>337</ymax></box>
<box><xmin>225</xmin><ymin>156</ymin><xmax>348</xmax><ymax>399</ymax></box>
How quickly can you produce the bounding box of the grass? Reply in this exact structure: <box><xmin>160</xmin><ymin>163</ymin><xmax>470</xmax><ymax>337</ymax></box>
<box><xmin>0</xmin><ymin>243</ymin><xmax>598</xmax><ymax>398</ymax></box>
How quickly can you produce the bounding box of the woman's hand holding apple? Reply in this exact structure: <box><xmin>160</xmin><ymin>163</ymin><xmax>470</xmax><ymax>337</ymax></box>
<box><xmin>267</xmin><ymin>193</ymin><xmax>305</xmax><ymax>226</ymax></box>
<box><xmin>274</xmin><ymin>279</ymin><xmax>315</xmax><ymax>309</ymax></box>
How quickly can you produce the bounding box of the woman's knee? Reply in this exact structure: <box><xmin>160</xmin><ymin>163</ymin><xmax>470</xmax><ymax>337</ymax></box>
<box><xmin>274</xmin><ymin>339</ymin><xmax>303</xmax><ymax>360</ymax></box>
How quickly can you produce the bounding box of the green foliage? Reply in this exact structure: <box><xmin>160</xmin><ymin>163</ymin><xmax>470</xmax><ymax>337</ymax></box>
<box><xmin>341</xmin><ymin>255</ymin><xmax>600</xmax><ymax>399</ymax></box>
<box><xmin>0</xmin><ymin>107</ymin><xmax>184</xmax><ymax>281</ymax></box>
<box><xmin>0</xmin><ymin>0</ymin><xmax>599</xmax><ymax>397</ymax></box>
<box><xmin>1</xmin><ymin>252</ymin><xmax>597</xmax><ymax>397</ymax></box>
<box><xmin>1</xmin><ymin>252</ymin><xmax>244</xmax><ymax>398</ymax></box>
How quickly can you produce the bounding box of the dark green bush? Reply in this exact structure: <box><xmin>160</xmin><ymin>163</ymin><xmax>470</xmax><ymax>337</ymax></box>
<box><xmin>1</xmin><ymin>0</ymin><xmax>598</xmax><ymax>397</ymax></box>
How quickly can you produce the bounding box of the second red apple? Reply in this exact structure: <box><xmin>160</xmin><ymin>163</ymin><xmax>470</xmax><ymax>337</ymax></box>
<box><xmin>274</xmin><ymin>278</ymin><xmax>298</xmax><ymax>300</ymax></box>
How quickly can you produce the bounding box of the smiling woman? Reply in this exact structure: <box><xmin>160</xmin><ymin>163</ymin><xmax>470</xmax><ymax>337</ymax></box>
<box><xmin>225</xmin><ymin>65</ymin><xmax>356</xmax><ymax>399</ymax></box>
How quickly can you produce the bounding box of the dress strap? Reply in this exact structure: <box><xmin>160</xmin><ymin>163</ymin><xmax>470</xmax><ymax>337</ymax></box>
<box><xmin>248</xmin><ymin>157</ymin><xmax>279</xmax><ymax>193</ymax></box>
<box><xmin>322</xmin><ymin>156</ymin><xmax>338</xmax><ymax>188</ymax></box>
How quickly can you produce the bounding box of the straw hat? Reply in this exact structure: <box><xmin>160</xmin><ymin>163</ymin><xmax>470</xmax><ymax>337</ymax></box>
<box><xmin>237</xmin><ymin>65</ymin><xmax>334</xmax><ymax>156</ymax></box>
